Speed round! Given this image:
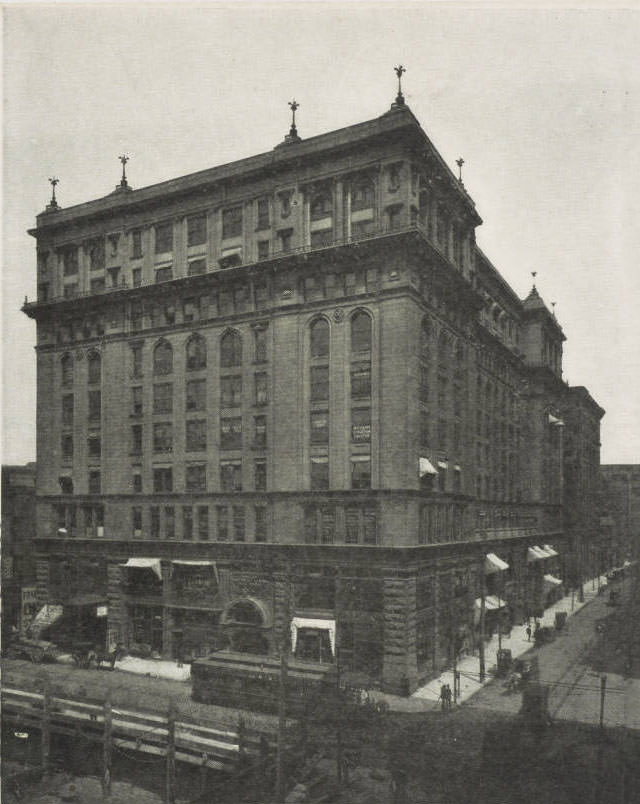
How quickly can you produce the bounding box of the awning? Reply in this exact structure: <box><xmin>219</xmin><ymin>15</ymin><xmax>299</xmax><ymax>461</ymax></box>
<box><xmin>437</xmin><ymin>461</ymin><xmax>448</xmax><ymax>470</ymax></box>
<box><xmin>290</xmin><ymin>617</ymin><xmax>336</xmax><ymax>656</ymax></box>
<box><xmin>419</xmin><ymin>457</ymin><xmax>437</xmax><ymax>477</ymax></box>
<box><xmin>544</xmin><ymin>574</ymin><xmax>563</xmax><ymax>588</ymax></box>
<box><xmin>120</xmin><ymin>558</ymin><xmax>162</xmax><ymax>581</ymax></box>
<box><xmin>548</xmin><ymin>414</ymin><xmax>565</xmax><ymax>426</ymax></box>
<box><xmin>485</xmin><ymin>553</ymin><xmax>510</xmax><ymax>573</ymax></box>
<box><xmin>32</xmin><ymin>604</ymin><xmax>63</xmax><ymax>628</ymax></box>
<box><xmin>527</xmin><ymin>546</ymin><xmax>547</xmax><ymax>562</ymax></box>
<box><xmin>66</xmin><ymin>594</ymin><xmax>108</xmax><ymax>608</ymax></box>
<box><xmin>171</xmin><ymin>560</ymin><xmax>219</xmax><ymax>583</ymax></box>
<box><xmin>474</xmin><ymin>596</ymin><xmax>507</xmax><ymax>611</ymax></box>
<box><xmin>543</xmin><ymin>544</ymin><xmax>559</xmax><ymax>557</ymax></box>
<box><xmin>623</xmin><ymin>560</ymin><xmax>632</xmax><ymax>568</ymax></box>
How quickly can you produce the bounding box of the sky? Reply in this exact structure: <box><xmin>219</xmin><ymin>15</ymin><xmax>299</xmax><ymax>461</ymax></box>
<box><xmin>2</xmin><ymin>2</ymin><xmax>640</xmax><ymax>465</ymax></box>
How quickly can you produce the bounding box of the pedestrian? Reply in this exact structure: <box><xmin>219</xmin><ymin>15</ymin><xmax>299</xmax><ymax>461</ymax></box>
<box><xmin>445</xmin><ymin>683</ymin><xmax>453</xmax><ymax>709</ymax></box>
<box><xmin>534</xmin><ymin>620</ymin><xmax>540</xmax><ymax>635</ymax></box>
<box><xmin>525</xmin><ymin>624</ymin><xmax>532</xmax><ymax>642</ymax></box>
<box><xmin>439</xmin><ymin>683</ymin><xmax>447</xmax><ymax>711</ymax></box>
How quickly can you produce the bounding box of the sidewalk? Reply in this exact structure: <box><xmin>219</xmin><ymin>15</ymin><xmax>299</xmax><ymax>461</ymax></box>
<box><xmin>56</xmin><ymin>653</ymin><xmax>191</xmax><ymax>682</ymax></box>
<box><xmin>409</xmin><ymin>573</ymin><xmax>610</xmax><ymax>708</ymax></box>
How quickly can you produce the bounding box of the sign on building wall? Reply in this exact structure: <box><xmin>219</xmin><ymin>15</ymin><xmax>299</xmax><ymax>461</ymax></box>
<box><xmin>2</xmin><ymin>555</ymin><xmax>14</xmax><ymax>580</ymax></box>
<box><xmin>20</xmin><ymin>586</ymin><xmax>38</xmax><ymax>631</ymax></box>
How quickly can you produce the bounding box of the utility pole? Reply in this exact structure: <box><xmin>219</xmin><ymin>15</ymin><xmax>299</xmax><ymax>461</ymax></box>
<box><xmin>102</xmin><ymin>689</ymin><xmax>112</xmax><ymax>800</ymax></box>
<box><xmin>166</xmin><ymin>699</ymin><xmax>176</xmax><ymax>804</ymax></box>
<box><xmin>599</xmin><ymin>675</ymin><xmax>607</xmax><ymax>729</ymax></box>
<box><xmin>41</xmin><ymin>678</ymin><xmax>51</xmax><ymax>777</ymax></box>
<box><xmin>275</xmin><ymin>644</ymin><xmax>288</xmax><ymax>803</ymax></box>
<box><xmin>479</xmin><ymin>557</ymin><xmax>486</xmax><ymax>682</ymax></box>
<box><xmin>335</xmin><ymin>630</ymin><xmax>343</xmax><ymax>785</ymax></box>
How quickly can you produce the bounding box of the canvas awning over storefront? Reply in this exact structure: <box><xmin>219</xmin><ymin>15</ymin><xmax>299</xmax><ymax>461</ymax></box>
<box><xmin>290</xmin><ymin>617</ymin><xmax>336</xmax><ymax>655</ymax></box>
<box><xmin>548</xmin><ymin>414</ymin><xmax>564</xmax><ymax>426</ymax></box>
<box><xmin>527</xmin><ymin>546</ymin><xmax>547</xmax><ymax>562</ymax></box>
<box><xmin>474</xmin><ymin>595</ymin><xmax>507</xmax><ymax>611</ymax></box>
<box><xmin>120</xmin><ymin>558</ymin><xmax>162</xmax><ymax>580</ymax></box>
<box><xmin>544</xmin><ymin>574</ymin><xmax>563</xmax><ymax>588</ymax></box>
<box><xmin>32</xmin><ymin>604</ymin><xmax>63</xmax><ymax>629</ymax></box>
<box><xmin>419</xmin><ymin>457</ymin><xmax>437</xmax><ymax>477</ymax></box>
<box><xmin>171</xmin><ymin>560</ymin><xmax>219</xmax><ymax>583</ymax></box>
<box><xmin>485</xmin><ymin>553</ymin><xmax>510</xmax><ymax>573</ymax></box>
<box><xmin>543</xmin><ymin>544</ymin><xmax>559</xmax><ymax>557</ymax></box>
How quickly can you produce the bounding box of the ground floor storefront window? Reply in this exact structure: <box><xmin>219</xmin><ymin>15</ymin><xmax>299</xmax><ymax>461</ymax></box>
<box><xmin>128</xmin><ymin>605</ymin><xmax>163</xmax><ymax>654</ymax></box>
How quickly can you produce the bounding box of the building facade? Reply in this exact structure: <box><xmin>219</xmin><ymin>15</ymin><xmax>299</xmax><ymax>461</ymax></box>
<box><xmin>600</xmin><ymin>465</ymin><xmax>640</xmax><ymax>566</ymax></box>
<box><xmin>24</xmin><ymin>90</ymin><xmax>603</xmax><ymax>694</ymax></box>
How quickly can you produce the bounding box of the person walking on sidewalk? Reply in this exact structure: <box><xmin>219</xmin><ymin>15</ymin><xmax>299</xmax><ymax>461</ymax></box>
<box><xmin>445</xmin><ymin>684</ymin><xmax>453</xmax><ymax>709</ymax></box>
<box><xmin>525</xmin><ymin>624</ymin><xmax>532</xmax><ymax>642</ymax></box>
<box><xmin>439</xmin><ymin>683</ymin><xmax>447</xmax><ymax>711</ymax></box>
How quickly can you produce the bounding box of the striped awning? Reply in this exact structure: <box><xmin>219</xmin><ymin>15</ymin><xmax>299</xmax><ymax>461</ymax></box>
<box><xmin>485</xmin><ymin>553</ymin><xmax>510</xmax><ymax>573</ymax></box>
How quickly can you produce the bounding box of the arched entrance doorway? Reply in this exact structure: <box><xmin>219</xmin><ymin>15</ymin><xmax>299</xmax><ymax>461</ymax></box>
<box><xmin>221</xmin><ymin>598</ymin><xmax>271</xmax><ymax>655</ymax></box>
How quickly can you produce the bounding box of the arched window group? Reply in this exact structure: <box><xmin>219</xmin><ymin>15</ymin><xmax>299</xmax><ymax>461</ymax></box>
<box><xmin>186</xmin><ymin>334</ymin><xmax>207</xmax><ymax>371</ymax></box>
<box><xmin>87</xmin><ymin>351</ymin><xmax>101</xmax><ymax>385</ymax></box>
<box><xmin>154</xmin><ymin>340</ymin><xmax>173</xmax><ymax>375</ymax></box>
<box><xmin>350</xmin><ymin>310</ymin><xmax>372</xmax><ymax>353</ymax></box>
<box><xmin>220</xmin><ymin>330</ymin><xmax>242</xmax><ymax>368</ymax></box>
<box><xmin>61</xmin><ymin>354</ymin><xmax>73</xmax><ymax>387</ymax></box>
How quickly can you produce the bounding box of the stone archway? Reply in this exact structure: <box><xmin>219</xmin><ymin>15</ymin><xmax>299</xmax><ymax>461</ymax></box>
<box><xmin>221</xmin><ymin>597</ymin><xmax>271</xmax><ymax>655</ymax></box>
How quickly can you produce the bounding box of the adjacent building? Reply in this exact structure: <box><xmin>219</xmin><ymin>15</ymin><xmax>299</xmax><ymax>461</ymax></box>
<box><xmin>600</xmin><ymin>465</ymin><xmax>640</xmax><ymax>566</ymax></box>
<box><xmin>23</xmin><ymin>84</ymin><xmax>604</xmax><ymax>693</ymax></box>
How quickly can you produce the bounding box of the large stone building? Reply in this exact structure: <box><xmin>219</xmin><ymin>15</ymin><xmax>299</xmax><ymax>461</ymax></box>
<box><xmin>600</xmin><ymin>465</ymin><xmax>640</xmax><ymax>566</ymax></box>
<box><xmin>23</xmin><ymin>82</ymin><xmax>604</xmax><ymax>694</ymax></box>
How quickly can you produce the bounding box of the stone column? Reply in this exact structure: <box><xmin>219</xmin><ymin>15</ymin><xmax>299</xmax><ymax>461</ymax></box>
<box><xmin>382</xmin><ymin>576</ymin><xmax>418</xmax><ymax>695</ymax></box>
<box><xmin>162</xmin><ymin>562</ymin><xmax>173</xmax><ymax>659</ymax></box>
<box><xmin>107</xmin><ymin>561</ymin><xmax>126</xmax><ymax>648</ymax></box>
<box><xmin>273</xmin><ymin>571</ymin><xmax>292</xmax><ymax>655</ymax></box>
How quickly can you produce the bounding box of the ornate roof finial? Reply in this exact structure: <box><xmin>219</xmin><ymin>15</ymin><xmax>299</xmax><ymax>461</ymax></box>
<box><xmin>531</xmin><ymin>271</ymin><xmax>537</xmax><ymax>288</ymax></box>
<box><xmin>46</xmin><ymin>177</ymin><xmax>60</xmax><ymax>211</ymax></box>
<box><xmin>288</xmin><ymin>100</ymin><xmax>299</xmax><ymax>138</ymax></box>
<box><xmin>551</xmin><ymin>302</ymin><xmax>557</xmax><ymax>316</ymax></box>
<box><xmin>456</xmin><ymin>158</ymin><xmax>465</xmax><ymax>184</ymax></box>
<box><xmin>393</xmin><ymin>65</ymin><xmax>406</xmax><ymax>107</ymax></box>
<box><xmin>119</xmin><ymin>154</ymin><xmax>129</xmax><ymax>188</ymax></box>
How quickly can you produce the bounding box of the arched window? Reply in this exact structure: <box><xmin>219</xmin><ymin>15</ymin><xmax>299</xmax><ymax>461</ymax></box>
<box><xmin>61</xmin><ymin>354</ymin><xmax>73</xmax><ymax>387</ymax></box>
<box><xmin>420</xmin><ymin>318</ymin><xmax>431</xmax><ymax>360</ymax></box>
<box><xmin>87</xmin><ymin>352</ymin><xmax>101</xmax><ymax>385</ymax></box>
<box><xmin>226</xmin><ymin>600</ymin><xmax>264</xmax><ymax>626</ymax></box>
<box><xmin>351</xmin><ymin>311</ymin><xmax>372</xmax><ymax>353</ymax></box>
<box><xmin>310</xmin><ymin>318</ymin><xmax>329</xmax><ymax>359</ymax></box>
<box><xmin>153</xmin><ymin>340</ymin><xmax>173</xmax><ymax>376</ymax></box>
<box><xmin>220</xmin><ymin>330</ymin><xmax>242</xmax><ymax>368</ymax></box>
<box><xmin>186</xmin><ymin>334</ymin><xmax>207</xmax><ymax>371</ymax></box>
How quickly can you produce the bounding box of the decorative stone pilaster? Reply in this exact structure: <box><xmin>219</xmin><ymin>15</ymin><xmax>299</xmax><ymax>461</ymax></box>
<box><xmin>382</xmin><ymin>576</ymin><xmax>418</xmax><ymax>695</ymax></box>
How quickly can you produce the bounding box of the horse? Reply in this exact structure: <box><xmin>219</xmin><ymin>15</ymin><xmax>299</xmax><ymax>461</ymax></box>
<box><xmin>88</xmin><ymin>643</ymin><xmax>126</xmax><ymax>670</ymax></box>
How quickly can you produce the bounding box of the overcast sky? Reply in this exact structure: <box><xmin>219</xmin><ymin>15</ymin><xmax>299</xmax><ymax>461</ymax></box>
<box><xmin>3</xmin><ymin>2</ymin><xmax>639</xmax><ymax>465</ymax></box>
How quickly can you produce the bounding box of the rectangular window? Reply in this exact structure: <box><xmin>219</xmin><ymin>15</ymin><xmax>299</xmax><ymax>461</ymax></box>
<box><xmin>88</xmin><ymin>470</ymin><xmax>101</xmax><ymax>494</ymax></box>
<box><xmin>254</xmin><ymin>328</ymin><xmax>267</xmax><ymax>363</ymax></box>
<box><xmin>311</xmin><ymin>458</ymin><xmax>329</xmax><ymax>490</ymax></box>
<box><xmin>186</xmin><ymin>379</ymin><xmax>206</xmax><ymax>412</ymax></box>
<box><xmin>321</xmin><ymin>507</ymin><xmax>336</xmax><ymax>544</ymax></box>
<box><xmin>255</xmin><ymin>506</ymin><xmax>267</xmax><ymax>542</ymax></box>
<box><xmin>187</xmin><ymin>214</ymin><xmax>207</xmax><ymax>247</ymax></box>
<box><xmin>222</xmin><ymin>206</ymin><xmax>243</xmax><ymax>239</ymax></box>
<box><xmin>187</xmin><ymin>258</ymin><xmax>206</xmax><ymax>276</ymax></box>
<box><xmin>133</xmin><ymin>473</ymin><xmax>142</xmax><ymax>493</ymax></box>
<box><xmin>153</xmin><ymin>422</ymin><xmax>173</xmax><ymax>453</ymax></box>
<box><xmin>165</xmin><ymin>506</ymin><xmax>175</xmax><ymax>539</ymax></box>
<box><xmin>90</xmin><ymin>277</ymin><xmax>105</xmax><ymax>294</ymax></box>
<box><xmin>254</xmin><ymin>372</ymin><xmax>268</xmax><ymax>405</ymax></box>
<box><xmin>153</xmin><ymin>383</ymin><xmax>173</xmax><ymax>414</ymax></box>
<box><xmin>310</xmin><ymin>229</ymin><xmax>333</xmax><ymax>248</ymax></box>
<box><xmin>220</xmin><ymin>417</ymin><xmax>242</xmax><ymax>449</ymax></box>
<box><xmin>310</xmin><ymin>411</ymin><xmax>329</xmax><ymax>444</ymax></box>
<box><xmin>345</xmin><ymin>507</ymin><xmax>360</xmax><ymax>544</ymax></box>
<box><xmin>256</xmin><ymin>199</ymin><xmax>270</xmax><ymax>230</ymax></box>
<box><xmin>216</xmin><ymin>506</ymin><xmax>228</xmax><ymax>541</ymax></box>
<box><xmin>131</xmin><ymin>386</ymin><xmax>143</xmax><ymax>416</ymax></box>
<box><xmin>61</xmin><ymin>433</ymin><xmax>73</xmax><ymax>459</ymax></box>
<box><xmin>155</xmin><ymin>222</ymin><xmax>173</xmax><ymax>253</ymax></box>
<box><xmin>131</xmin><ymin>345</ymin><xmax>143</xmax><ymax>380</ymax></box>
<box><xmin>363</xmin><ymin>509</ymin><xmax>377</xmax><ymax>545</ymax></box>
<box><xmin>310</xmin><ymin>366</ymin><xmax>329</xmax><ymax>402</ymax></box>
<box><xmin>220</xmin><ymin>462</ymin><xmax>242</xmax><ymax>492</ymax></box>
<box><xmin>62</xmin><ymin>247</ymin><xmax>78</xmax><ymax>276</ymax></box>
<box><xmin>254</xmin><ymin>415</ymin><xmax>267</xmax><ymax>447</ymax></box>
<box><xmin>197</xmin><ymin>506</ymin><xmax>209</xmax><ymax>540</ymax></box>
<box><xmin>153</xmin><ymin>467</ymin><xmax>173</xmax><ymax>492</ymax></box>
<box><xmin>62</xmin><ymin>394</ymin><xmax>74</xmax><ymax>426</ymax></box>
<box><xmin>351</xmin><ymin>362</ymin><xmax>371</xmax><ymax>399</ymax></box>
<box><xmin>257</xmin><ymin>240</ymin><xmax>270</xmax><ymax>260</ymax></box>
<box><xmin>183</xmin><ymin>506</ymin><xmax>193</xmax><ymax>540</ymax></box>
<box><xmin>221</xmin><ymin>376</ymin><xmax>242</xmax><ymax>407</ymax></box>
<box><xmin>155</xmin><ymin>266</ymin><xmax>173</xmax><ymax>283</ymax></box>
<box><xmin>351</xmin><ymin>457</ymin><xmax>371</xmax><ymax>489</ymax></box>
<box><xmin>351</xmin><ymin>408</ymin><xmax>371</xmax><ymax>443</ymax></box>
<box><xmin>131</xmin><ymin>424</ymin><xmax>143</xmax><ymax>455</ymax></box>
<box><xmin>151</xmin><ymin>506</ymin><xmax>160</xmax><ymax>538</ymax></box>
<box><xmin>88</xmin><ymin>435</ymin><xmax>101</xmax><ymax>459</ymax></box>
<box><xmin>186</xmin><ymin>463</ymin><xmax>207</xmax><ymax>492</ymax></box>
<box><xmin>233</xmin><ymin>506</ymin><xmax>245</xmax><ymax>542</ymax></box>
<box><xmin>88</xmin><ymin>390</ymin><xmax>101</xmax><ymax>422</ymax></box>
<box><xmin>254</xmin><ymin>459</ymin><xmax>266</xmax><ymax>491</ymax></box>
<box><xmin>131</xmin><ymin>229</ymin><xmax>143</xmax><ymax>259</ymax></box>
<box><xmin>132</xmin><ymin>268</ymin><xmax>142</xmax><ymax>288</ymax></box>
<box><xmin>186</xmin><ymin>419</ymin><xmax>207</xmax><ymax>452</ymax></box>
<box><xmin>277</xmin><ymin>229</ymin><xmax>292</xmax><ymax>253</ymax></box>
<box><xmin>132</xmin><ymin>506</ymin><xmax>143</xmax><ymax>534</ymax></box>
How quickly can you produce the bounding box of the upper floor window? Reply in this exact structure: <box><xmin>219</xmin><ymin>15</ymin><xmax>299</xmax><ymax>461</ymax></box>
<box><xmin>87</xmin><ymin>351</ymin><xmax>101</xmax><ymax>385</ymax></box>
<box><xmin>222</xmin><ymin>206</ymin><xmax>243</xmax><ymax>239</ymax></box>
<box><xmin>186</xmin><ymin>379</ymin><xmax>206</xmax><ymax>412</ymax></box>
<box><xmin>310</xmin><ymin>318</ymin><xmax>330</xmax><ymax>359</ymax></box>
<box><xmin>187</xmin><ymin>214</ymin><xmax>207</xmax><ymax>247</ymax></box>
<box><xmin>420</xmin><ymin>318</ymin><xmax>431</xmax><ymax>360</ymax></box>
<box><xmin>351</xmin><ymin>180</ymin><xmax>375</xmax><ymax>212</ymax></box>
<box><xmin>153</xmin><ymin>340</ymin><xmax>173</xmax><ymax>375</ymax></box>
<box><xmin>61</xmin><ymin>247</ymin><xmax>78</xmax><ymax>276</ymax></box>
<box><xmin>256</xmin><ymin>199</ymin><xmax>270</xmax><ymax>230</ymax></box>
<box><xmin>88</xmin><ymin>238</ymin><xmax>105</xmax><ymax>272</ymax></box>
<box><xmin>131</xmin><ymin>344</ymin><xmax>143</xmax><ymax>379</ymax></box>
<box><xmin>131</xmin><ymin>229</ymin><xmax>143</xmax><ymax>259</ymax></box>
<box><xmin>61</xmin><ymin>354</ymin><xmax>74</xmax><ymax>387</ymax></box>
<box><xmin>310</xmin><ymin>192</ymin><xmax>333</xmax><ymax>248</ymax></box>
<box><xmin>310</xmin><ymin>192</ymin><xmax>333</xmax><ymax>221</ymax></box>
<box><xmin>350</xmin><ymin>311</ymin><xmax>372</xmax><ymax>353</ymax></box>
<box><xmin>254</xmin><ymin>327</ymin><xmax>267</xmax><ymax>363</ymax></box>
<box><xmin>155</xmin><ymin>222</ymin><xmax>173</xmax><ymax>253</ymax></box>
<box><xmin>220</xmin><ymin>330</ymin><xmax>242</xmax><ymax>368</ymax></box>
<box><xmin>186</xmin><ymin>334</ymin><xmax>207</xmax><ymax>371</ymax></box>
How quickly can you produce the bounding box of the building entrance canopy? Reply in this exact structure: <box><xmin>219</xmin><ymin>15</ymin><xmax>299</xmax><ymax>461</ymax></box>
<box><xmin>291</xmin><ymin>617</ymin><xmax>336</xmax><ymax>655</ymax></box>
<box><xmin>120</xmin><ymin>557</ymin><xmax>162</xmax><ymax>580</ymax></box>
